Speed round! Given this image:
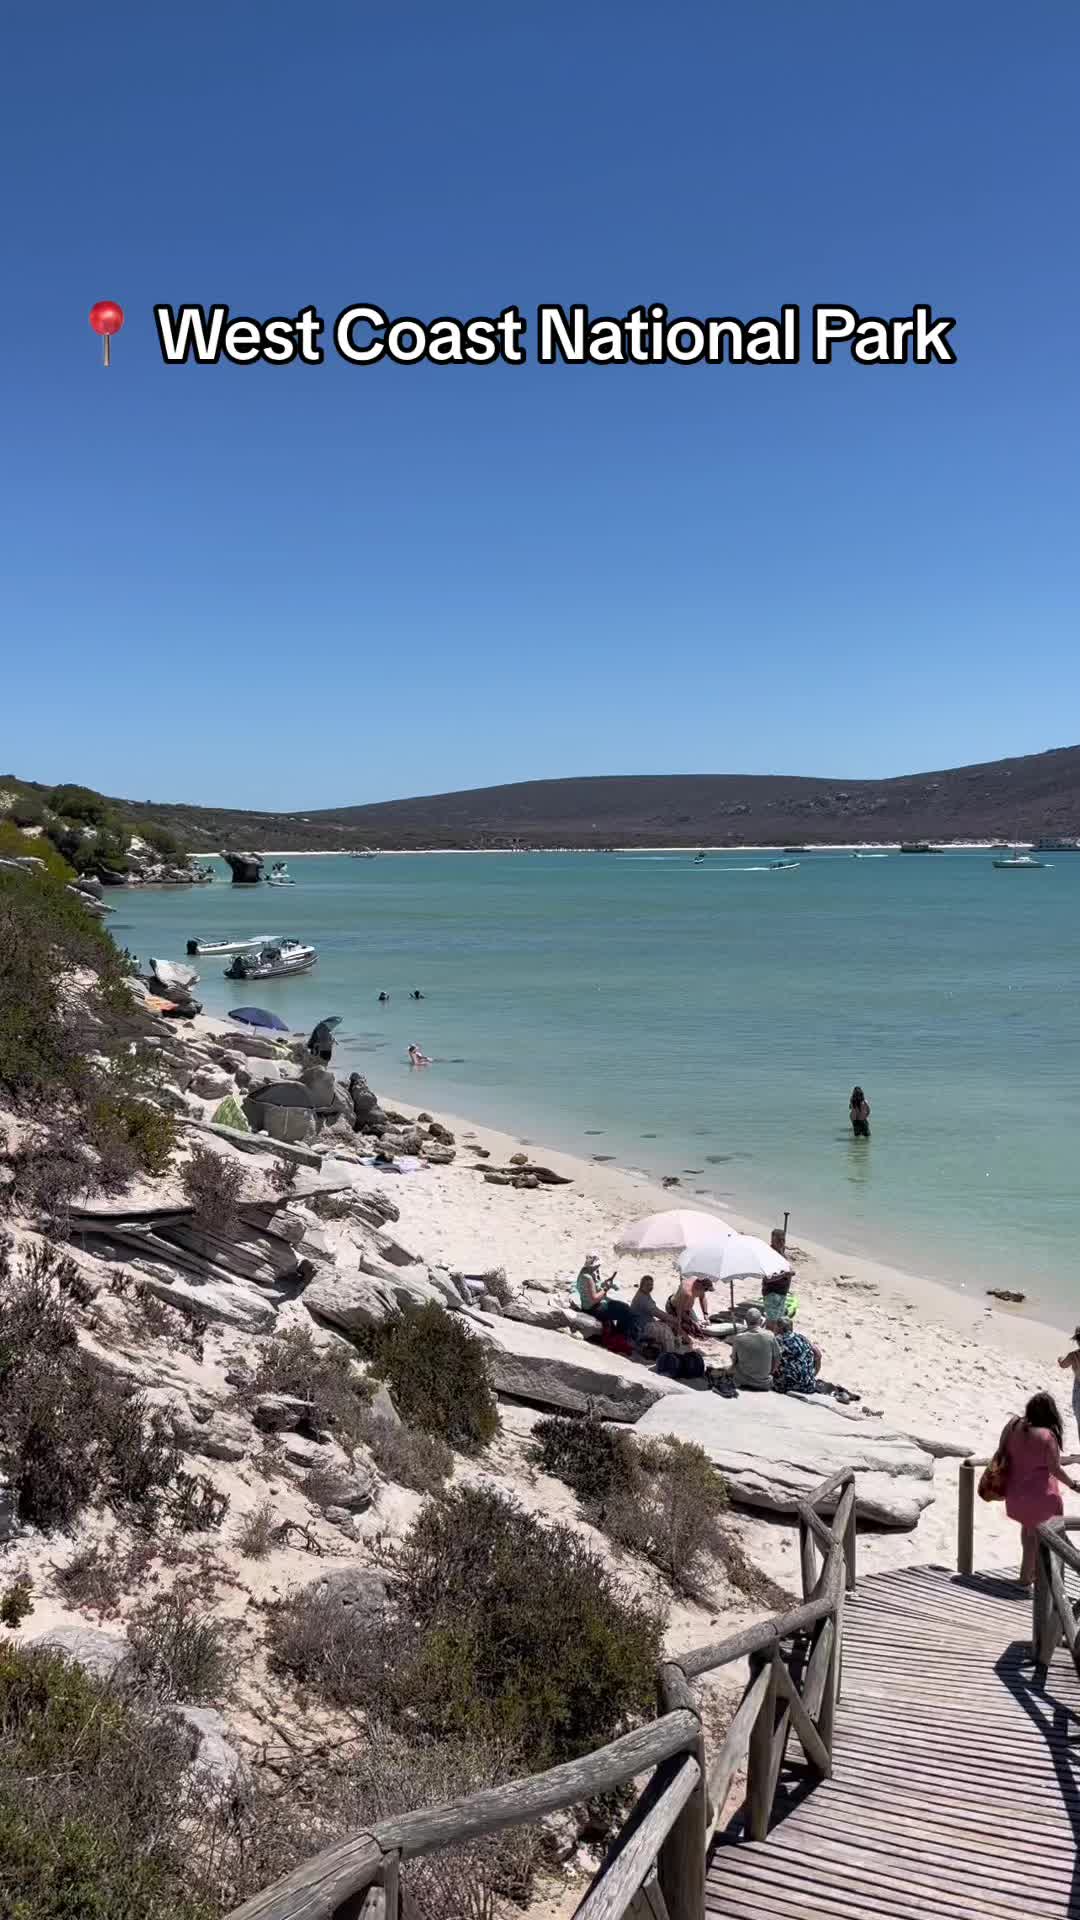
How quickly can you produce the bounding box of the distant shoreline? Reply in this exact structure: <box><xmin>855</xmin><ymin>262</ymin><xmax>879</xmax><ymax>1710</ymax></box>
<box><xmin>190</xmin><ymin>841</ymin><xmax>1052</xmax><ymax>858</ymax></box>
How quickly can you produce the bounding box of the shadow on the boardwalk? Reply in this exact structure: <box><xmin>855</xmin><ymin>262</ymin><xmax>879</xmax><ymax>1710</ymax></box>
<box><xmin>996</xmin><ymin>1635</ymin><xmax>1080</xmax><ymax>1917</ymax></box>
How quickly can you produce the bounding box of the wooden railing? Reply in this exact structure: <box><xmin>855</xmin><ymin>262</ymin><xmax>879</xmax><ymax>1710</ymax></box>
<box><xmin>1033</xmin><ymin>1516</ymin><xmax>1080</xmax><ymax>1677</ymax></box>
<box><xmin>957</xmin><ymin>1452</ymin><xmax>1080</xmax><ymax>1580</ymax></box>
<box><xmin>228</xmin><ymin>1471</ymin><xmax>857</xmax><ymax>1920</ymax></box>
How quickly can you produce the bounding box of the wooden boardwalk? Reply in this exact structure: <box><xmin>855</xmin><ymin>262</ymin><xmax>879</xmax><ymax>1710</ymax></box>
<box><xmin>706</xmin><ymin>1563</ymin><xmax>1080</xmax><ymax>1919</ymax></box>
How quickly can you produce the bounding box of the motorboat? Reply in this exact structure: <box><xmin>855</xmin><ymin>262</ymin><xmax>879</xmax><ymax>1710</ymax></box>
<box><xmin>992</xmin><ymin>852</ymin><xmax>1045</xmax><ymax>870</ymax></box>
<box><xmin>225</xmin><ymin>939</ymin><xmax>317</xmax><ymax>980</ymax></box>
<box><xmin>694</xmin><ymin>852</ymin><xmax>707</xmax><ymax>864</ymax></box>
<box><xmin>266</xmin><ymin>862</ymin><xmax>295</xmax><ymax>885</ymax></box>
<box><xmin>350</xmin><ymin>848</ymin><xmax>378</xmax><ymax>859</ymax></box>
<box><xmin>770</xmin><ymin>859</ymin><xmax>800</xmax><ymax>870</ymax></box>
<box><xmin>187</xmin><ymin>933</ymin><xmax>282</xmax><ymax>957</ymax></box>
<box><xmin>852</xmin><ymin>851</ymin><xmax>887</xmax><ymax>859</ymax></box>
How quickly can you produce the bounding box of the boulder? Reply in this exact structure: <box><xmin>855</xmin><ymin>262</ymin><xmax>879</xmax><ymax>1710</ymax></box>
<box><xmin>299</xmin><ymin>1065</ymin><xmax>349</xmax><ymax>1117</ymax></box>
<box><xmin>630</xmin><ymin>1392</ymin><xmax>937</xmax><ymax>1529</ymax></box>
<box><xmin>127</xmin><ymin>1261</ymin><xmax>276</xmax><ymax>1332</ymax></box>
<box><xmin>367</xmin><ymin>1382</ymin><xmax>402</xmax><ymax>1429</ymax></box>
<box><xmin>303</xmin><ymin>1565</ymin><xmax>390</xmax><ymax>1618</ymax></box>
<box><xmin>466</xmin><ymin>1313</ymin><xmax>688</xmax><ymax>1423</ymax></box>
<box><xmin>302</xmin><ymin>1263</ymin><xmax>447</xmax><ymax>1334</ymax></box>
<box><xmin>253</xmin><ymin>1393</ymin><xmax>315</xmax><ymax>1432</ymax></box>
<box><xmin>228</xmin><ymin>1033</ymin><xmax>283</xmax><ymax>1060</ymax></box>
<box><xmin>502</xmin><ymin>1295</ymin><xmax>598</xmax><ymax>1336</ymax></box>
<box><xmin>171</xmin><ymin>1705</ymin><xmax>246</xmax><ymax>1791</ymax></box>
<box><xmin>190</xmin><ymin>1070</ymin><xmax>234</xmax><ymax>1101</ymax></box>
<box><xmin>33</xmin><ymin>1627</ymin><xmax>131</xmax><ymax>1680</ymax></box>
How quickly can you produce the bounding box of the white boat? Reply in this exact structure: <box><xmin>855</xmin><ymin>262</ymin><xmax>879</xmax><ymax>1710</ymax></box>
<box><xmin>186</xmin><ymin>933</ymin><xmax>282</xmax><ymax>957</ymax></box>
<box><xmin>993</xmin><ymin>852</ymin><xmax>1045</xmax><ymax>870</ymax></box>
<box><xmin>266</xmin><ymin>862</ymin><xmax>295</xmax><ymax>886</ymax></box>
<box><xmin>852</xmin><ymin>852</ymin><xmax>887</xmax><ymax>860</ymax></box>
<box><xmin>225</xmin><ymin>939</ymin><xmax>317</xmax><ymax>980</ymax></box>
<box><xmin>350</xmin><ymin>848</ymin><xmax>377</xmax><ymax>859</ymax></box>
<box><xmin>770</xmin><ymin>859</ymin><xmax>800</xmax><ymax>870</ymax></box>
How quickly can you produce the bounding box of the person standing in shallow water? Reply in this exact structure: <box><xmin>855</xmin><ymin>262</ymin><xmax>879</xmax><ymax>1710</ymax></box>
<box><xmin>1057</xmin><ymin>1328</ymin><xmax>1080</xmax><ymax>1444</ymax></box>
<box><xmin>849</xmin><ymin>1086</ymin><xmax>871</xmax><ymax>1137</ymax></box>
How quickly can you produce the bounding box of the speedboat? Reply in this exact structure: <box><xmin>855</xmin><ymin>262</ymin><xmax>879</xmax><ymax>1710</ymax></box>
<box><xmin>186</xmin><ymin>933</ymin><xmax>282</xmax><ymax>957</ymax></box>
<box><xmin>225</xmin><ymin>939</ymin><xmax>317</xmax><ymax>980</ymax></box>
<box><xmin>770</xmin><ymin>859</ymin><xmax>800</xmax><ymax>870</ymax></box>
<box><xmin>992</xmin><ymin>852</ymin><xmax>1045</xmax><ymax>870</ymax></box>
<box><xmin>350</xmin><ymin>848</ymin><xmax>378</xmax><ymax>859</ymax></box>
<box><xmin>266</xmin><ymin>862</ymin><xmax>295</xmax><ymax>886</ymax></box>
<box><xmin>852</xmin><ymin>852</ymin><xmax>887</xmax><ymax>859</ymax></box>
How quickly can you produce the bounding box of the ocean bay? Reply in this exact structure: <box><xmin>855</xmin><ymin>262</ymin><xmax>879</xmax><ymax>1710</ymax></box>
<box><xmin>119</xmin><ymin>849</ymin><xmax>1080</xmax><ymax>1319</ymax></box>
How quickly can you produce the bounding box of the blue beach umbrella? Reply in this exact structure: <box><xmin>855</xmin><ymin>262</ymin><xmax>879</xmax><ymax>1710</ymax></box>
<box><xmin>228</xmin><ymin>1006</ymin><xmax>290</xmax><ymax>1032</ymax></box>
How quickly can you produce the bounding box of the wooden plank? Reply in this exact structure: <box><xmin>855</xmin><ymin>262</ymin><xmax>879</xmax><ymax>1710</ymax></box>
<box><xmin>745</xmin><ymin>1655</ymin><xmax>780</xmax><ymax>1843</ymax></box>
<box><xmin>705</xmin><ymin>1662</ymin><xmax>771</xmax><ymax>1835</ymax></box>
<box><xmin>682</xmin><ymin>1592</ymin><xmax>835</xmax><ymax>1680</ymax></box>
<box><xmin>624</xmin><ymin>1871</ymin><xmax>671</xmax><ymax>1920</ymax></box>
<box><xmin>572</xmin><ymin>1755</ymin><xmax>700</xmax><ymax>1920</ymax></box>
<box><xmin>654</xmin><ymin>1668</ymin><xmax>706</xmax><ymax>1920</ymax></box>
<box><xmin>773</xmin><ymin>1658</ymin><xmax>831</xmax><ymax>1776</ymax></box>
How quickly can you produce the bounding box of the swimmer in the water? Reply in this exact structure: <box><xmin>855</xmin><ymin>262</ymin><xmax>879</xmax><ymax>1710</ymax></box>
<box><xmin>407</xmin><ymin>1043</ymin><xmax>431</xmax><ymax>1068</ymax></box>
<box><xmin>410</xmin><ymin>989</ymin><xmax>424</xmax><ymax>1000</ymax></box>
<box><xmin>378</xmin><ymin>991</ymin><xmax>390</xmax><ymax>1004</ymax></box>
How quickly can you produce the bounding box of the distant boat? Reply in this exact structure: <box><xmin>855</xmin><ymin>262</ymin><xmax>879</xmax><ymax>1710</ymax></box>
<box><xmin>187</xmin><ymin>933</ymin><xmax>283</xmax><ymax>957</ymax></box>
<box><xmin>350</xmin><ymin>848</ymin><xmax>378</xmax><ymax>859</ymax></box>
<box><xmin>993</xmin><ymin>851</ymin><xmax>1045</xmax><ymax>870</ymax></box>
<box><xmin>899</xmin><ymin>843</ymin><xmax>942</xmax><ymax>853</ymax></box>
<box><xmin>225</xmin><ymin>939</ymin><xmax>317</xmax><ymax>980</ymax></box>
<box><xmin>266</xmin><ymin>862</ymin><xmax>295</xmax><ymax>886</ymax></box>
<box><xmin>1035</xmin><ymin>838</ymin><xmax>1079</xmax><ymax>852</ymax></box>
<box><xmin>852</xmin><ymin>851</ymin><xmax>887</xmax><ymax>859</ymax></box>
<box><xmin>782</xmin><ymin>846</ymin><xmax>807</xmax><ymax>854</ymax></box>
<box><xmin>694</xmin><ymin>852</ymin><xmax>707</xmax><ymax>864</ymax></box>
<box><xmin>770</xmin><ymin>859</ymin><xmax>800</xmax><ymax>870</ymax></box>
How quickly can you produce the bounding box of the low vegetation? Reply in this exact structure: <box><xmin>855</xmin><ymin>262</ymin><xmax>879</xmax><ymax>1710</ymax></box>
<box><xmin>269</xmin><ymin>1484</ymin><xmax>660</xmax><ymax>1770</ymax></box>
<box><xmin>353</xmin><ymin>1302</ymin><xmax>499</xmax><ymax>1455</ymax></box>
<box><xmin>128</xmin><ymin>1580</ymin><xmax>234</xmax><ymax>1704</ymax></box>
<box><xmin>249</xmin><ymin>1326</ymin><xmax>374</xmax><ymax>1452</ymax></box>
<box><xmin>0</xmin><ymin>1238</ymin><xmax>180</xmax><ymax>1533</ymax></box>
<box><xmin>235</xmin><ymin>1498</ymin><xmax>277</xmax><ymax>1559</ymax></box>
<box><xmin>534</xmin><ymin>1413</ymin><xmax>788</xmax><ymax>1605</ymax></box>
<box><xmin>180</xmin><ymin>1143</ymin><xmax>249</xmax><ymax>1236</ymax></box>
<box><xmin>353</xmin><ymin>1406</ymin><xmax>452</xmax><ymax>1495</ymax></box>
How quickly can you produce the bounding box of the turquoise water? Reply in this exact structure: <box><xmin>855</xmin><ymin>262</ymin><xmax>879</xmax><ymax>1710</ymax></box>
<box><xmin>113</xmin><ymin>852</ymin><xmax>1080</xmax><ymax>1319</ymax></box>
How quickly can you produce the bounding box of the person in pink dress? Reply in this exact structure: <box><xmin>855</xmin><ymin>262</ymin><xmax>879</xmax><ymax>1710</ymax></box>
<box><xmin>1001</xmin><ymin>1393</ymin><xmax>1080</xmax><ymax>1588</ymax></box>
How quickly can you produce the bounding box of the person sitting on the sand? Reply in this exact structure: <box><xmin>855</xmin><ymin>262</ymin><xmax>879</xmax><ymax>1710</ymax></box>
<box><xmin>728</xmin><ymin>1306</ymin><xmax>780</xmax><ymax>1391</ymax></box>
<box><xmin>629</xmin><ymin>1274</ymin><xmax>679</xmax><ymax>1352</ymax></box>
<box><xmin>772</xmin><ymin>1314</ymin><xmax>822</xmax><ymax>1394</ymax></box>
<box><xmin>574</xmin><ymin>1252</ymin><xmax>639</xmax><ymax>1339</ymax></box>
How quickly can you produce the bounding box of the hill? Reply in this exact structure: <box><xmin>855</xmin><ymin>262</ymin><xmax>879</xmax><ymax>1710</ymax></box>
<box><xmin>5</xmin><ymin>745</ymin><xmax>1080</xmax><ymax>850</ymax></box>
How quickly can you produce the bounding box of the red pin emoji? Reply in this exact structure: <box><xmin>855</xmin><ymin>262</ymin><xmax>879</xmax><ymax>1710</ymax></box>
<box><xmin>89</xmin><ymin>300</ymin><xmax>124</xmax><ymax>367</ymax></box>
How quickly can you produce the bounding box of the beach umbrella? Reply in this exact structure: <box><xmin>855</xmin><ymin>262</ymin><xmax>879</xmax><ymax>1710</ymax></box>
<box><xmin>228</xmin><ymin>1006</ymin><xmax>289</xmax><ymax>1032</ymax></box>
<box><xmin>678</xmin><ymin>1231</ymin><xmax>791</xmax><ymax>1318</ymax></box>
<box><xmin>615</xmin><ymin>1208</ymin><xmax>733</xmax><ymax>1253</ymax></box>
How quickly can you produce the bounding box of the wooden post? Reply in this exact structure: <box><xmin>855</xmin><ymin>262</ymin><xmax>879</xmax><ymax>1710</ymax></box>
<box><xmin>798</xmin><ymin>1515</ymin><xmax>817</xmax><ymax>1600</ymax></box>
<box><xmin>656</xmin><ymin>1666</ymin><xmax>706</xmax><ymax>1920</ymax></box>
<box><xmin>842</xmin><ymin>1492</ymin><xmax>857</xmax><ymax>1594</ymax></box>
<box><xmin>745</xmin><ymin>1653</ymin><xmax>779</xmax><ymax>1844</ymax></box>
<box><xmin>957</xmin><ymin>1459</ymin><xmax>975</xmax><ymax>1576</ymax></box>
<box><xmin>1034</xmin><ymin>1543</ymin><xmax>1058</xmax><ymax>1674</ymax></box>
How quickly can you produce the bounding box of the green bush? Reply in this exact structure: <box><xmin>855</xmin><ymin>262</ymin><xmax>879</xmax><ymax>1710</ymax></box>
<box><xmin>355</xmin><ymin>1303</ymin><xmax>498</xmax><ymax>1455</ymax></box>
<box><xmin>0</xmin><ymin>1239</ymin><xmax>180</xmax><ymax>1532</ymax></box>
<box><xmin>249</xmin><ymin>1326</ymin><xmax>373</xmax><ymax>1453</ymax></box>
<box><xmin>0</xmin><ymin>1639</ymin><xmax>214</xmax><ymax>1920</ymax></box>
<box><xmin>534</xmin><ymin>1411</ymin><xmax>639</xmax><ymax>1507</ymax></box>
<box><xmin>354</xmin><ymin>1406</ymin><xmax>452</xmax><ymax>1495</ymax></box>
<box><xmin>179</xmin><ymin>1143</ymin><xmax>248</xmax><ymax>1234</ymax></box>
<box><xmin>8</xmin><ymin>794</ymin><xmax>44</xmax><ymax>829</ymax></box>
<box><xmin>128</xmin><ymin>1581</ymin><xmax>233</xmax><ymax>1704</ymax></box>
<box><xmin>45</xmin><ymin>783</ymin><xmax>110</xmax><ymax>826</ymax></box>
<box><xmin>0</xmin><ymin>867</ymin><xmax>124</xmax><ymax>1110</ymax></box>
<box><xmin>0</xmin><ymin>1582</ymin><xmax>32</xmax><ymax>1629</ymax></box>
<box><xmin>395</xmin><ymin>1486</ymin><xmax>660</xmax><ymax>1767</ymax></box>
<box><xmin>85</xmin><ymin>1082</ymin><xmax>178</xmax><ymax>1184</ymax></box>
<box><xmin>140</xmin><ymin>821</ymin><xmax>185</xmax><ymax>863</ymax></box>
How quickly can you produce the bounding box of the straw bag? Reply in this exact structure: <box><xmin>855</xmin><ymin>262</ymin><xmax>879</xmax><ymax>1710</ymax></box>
<box><xmin>978</xmin><ymin>1419</ymin><xmax>1018</xmax><ymax>1502</ymax></box>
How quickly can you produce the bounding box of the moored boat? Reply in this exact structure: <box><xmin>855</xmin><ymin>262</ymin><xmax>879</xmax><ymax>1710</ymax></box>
<box><xmin>266</xmin><ymin>862</ymin><xmax>295</xmax><ymax>886</ymax></box>
<box><xmin>187</xmin><ymin>933</ymin><xmax>283</xmax><ymax>957</ymax></box>
<box><xmin>225</xmin><ymin>939</ymin><xmax>317</xmax><ymax>980</ymax></box>
<box><xmin>992</xmin><ymin>851</ymin><xmax>1045</xmax><ymax>870</ymax></box>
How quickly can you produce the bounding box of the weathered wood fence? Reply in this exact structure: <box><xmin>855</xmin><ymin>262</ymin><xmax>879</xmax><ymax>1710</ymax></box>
<box><xmin>229</xmin><ymin>1469</ymin><xmax>857</xmax><ymax>1920</ymax></box>
<box><xmin>1032</xmin><ymin>1514</ymin><xmax>1080</xmax><ymax>1678</ymax></box>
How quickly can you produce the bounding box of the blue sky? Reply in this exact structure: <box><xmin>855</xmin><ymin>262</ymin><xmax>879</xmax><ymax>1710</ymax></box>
<box><xmin>3</xmin><ymin>3</ymin><xmax>1077</xmax><ymax>809</ymax></box>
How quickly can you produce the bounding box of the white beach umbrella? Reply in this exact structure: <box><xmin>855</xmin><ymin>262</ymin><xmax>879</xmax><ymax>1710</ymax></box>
<box><xmin>677</xmin><ymin>1233</ymin><xmax>789</xmax><ymax>1285</ymax></box>
<box><xmin>615</xmin><ymin>1208</ymin><xmax>733</xmax><ymax>1254</ymax></box>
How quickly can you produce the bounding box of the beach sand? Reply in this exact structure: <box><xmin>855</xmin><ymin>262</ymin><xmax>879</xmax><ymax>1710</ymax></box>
<box><xmin>359</xmin><ymin>1085</ymin><xmax>1077</xmax><ymax>1593</ymax></box>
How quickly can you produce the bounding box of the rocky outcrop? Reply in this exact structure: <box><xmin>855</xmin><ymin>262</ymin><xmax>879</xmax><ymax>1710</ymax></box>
<box><xmin>170</xmin><ymin>1705</ymin><xmax>247</xmax><ymax>1790</ymax></box>
<box><xmin>630</xmin><ymin>1392</ymin><xmax>937</xmax><ymax>1529</ymax></box>
<box><xmin>463</xmin><ymin>1312</ymin><xmax>688</xmax><ymax>1422</ymax></box>
<box><xmin>302</xmin><ymin>1263</ymin><xmax>448</xmax><ymax>1334</ymax></box>
<box><xmin>32</xmin><ymin>1627</ymin><xmax>132</xmax><ymax>1680</ymax></box>
<box><xmin>222</xmin><ymin>851</ymin><xmax>264</xmax><ymax>884</ymax></box>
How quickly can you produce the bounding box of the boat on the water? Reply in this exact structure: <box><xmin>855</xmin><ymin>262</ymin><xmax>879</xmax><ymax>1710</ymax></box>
<box><xmin>187</xmin><ymin>933</ymin><xmax>282</xmax><ymax>957</ymax></box>
<box><xmin>992</xmin><ymin>851</ymin><xmax>1045</xmax><ymax>870</ymax></box>
<box><xmin>225</xmin><ymin>939</ymin><xmax>317</xmax><ymax>980</ymax></box>
<box><xmin>771</xmin><ymin>859</ymin><xmax>800</xmax><ymax>870</ymax></box>
<box><xmin>899</xmin><ymin>842</ymin><xmax>942</xmax><ymax>853</ymax></box>
<box><xmin>266</xmin><ymin>862</ymin><xmax>295</xmax><ymax>886</ymax></box>
<box><xmin>852</xmin><ymin>852</ymin><xmax>887</xmax><ymax>859</ymax></box>
<box><xmin>350</xmin><ymin>848</ymin><xmax>378</xmax><ymax>859</ymax></box>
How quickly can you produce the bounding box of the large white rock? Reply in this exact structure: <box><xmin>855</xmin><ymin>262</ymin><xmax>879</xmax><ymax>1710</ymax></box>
<box><xmin>631</xmin><ymin>1390</ymin><xmax>936</xmax><ymax>1529</ymax></box>
<box><xmin>465</xmin><ymin>1312</ymin><xmax>688</xmax><ymax>1423</ymax></box>
<box><xmin>127</xmin><ymin>1260</ymin><xmax>276</xmax><ymax>1332</ymax></box>
<box><xmin>302</xmin><ymin>1261</ymin><xmax>449</xmax><ymax>1333</ymax></box>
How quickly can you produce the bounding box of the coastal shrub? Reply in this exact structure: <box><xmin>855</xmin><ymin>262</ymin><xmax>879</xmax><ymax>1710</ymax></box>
<box><xmin>0</xmin><ymin>819</ymin><xmax>72</xmax><ymax>881</ymax></box>
<box><xmin>46</xmin><ymin>783</ymin><xmax>111</xmax><ymax>826</ymax></box>
<box><xmin>7</xmin><ymin>793</ymin><xmax>44</xmax><ymax>828</ymax></box>
<box><xmin>236</xmin><ymin>1498</ymin><xmax>277</xmax><ymax>1559</ymax></box>
<box><xmin>85</xmin><ymin>1079</ymin><xmax>178</xmax><ymax>1184</ymax></box>
<box><xmin>267</xmin><ymin>1585</ymin><xmax>391</xmax><ymax>1708</ymax></box>
<box><xmin>0</xmin><ymin>865</ymin><xmax>132</xmax><ymax>1122</ymax></box>
<box><xmin>0</xmin><ymin>1238</ymin><xmax>180</xmax><ymax>1532</ymax></box>
<box><xmin>605</xmin><ymin>1438</ymin><xmax>730</xmax><ymax>1599</ymax></box>
<box><xmin>56</xmin><ymin>1537</ymin><xmax>155</xmax><ymax>1618</ymax></box>
<box><xmin>250</xmin><ymin>1326</ymin><xmax>374</xmax><ymax>1452</ymax></box>
<box><xmin>0</xmin><ymin>1581</ymin><xmax>32</xmax><ymax>1629</ymax></box>
<box><xmin>140</xmin><ymin>821</ymin><xmax>184</xmax><ymax>863</ymax></box>
<box><xmin>393</xmin><ymin>1486</ymin><xmax>660</xmax><ymax>1767</ymax></box>
<box><xmin>180</xmin><ymin>1142</ymin><xmax>248</xmax><ymax>1235</ymax></box>
<box><xmin>533</xmin><ymin>1410</ymin><xmax>639</xmax><ymax>1507</ymax></box>
<box><xmin>0</xmin><ymin>1638</ymin><xmax>214</xmax><ymax>1920</ymax></box>
<box><xmin>354</xmin><ymin>1407</ymin><xmax>452</xmax><ymax>1495</ymax></box>
<box><xmin>128</xmin><ymin>1581</ymin><xmax>234</xmax><ymax>1705</ymax></box>
<box><xmin>355</xmin><ymin>1303</ymin><xmax>498</xmax><ymax>1455</ymax></box>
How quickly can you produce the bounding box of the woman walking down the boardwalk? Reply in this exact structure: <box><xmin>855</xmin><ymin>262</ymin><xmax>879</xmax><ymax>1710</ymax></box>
<box><xmin>849</xmin><ymin>1085</ymin><xmax>871</xmax><ymax>1137</ymax></box>
<box><xmin>1000</xmin><ymin>1393</ymin><xmax>1080</xmax><ymax>1589</ymax></box>
<box><xmin>1057</xmin><ymin>1329</ymin><xmax>1080</xmax><ymax>1444</ymax></box>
